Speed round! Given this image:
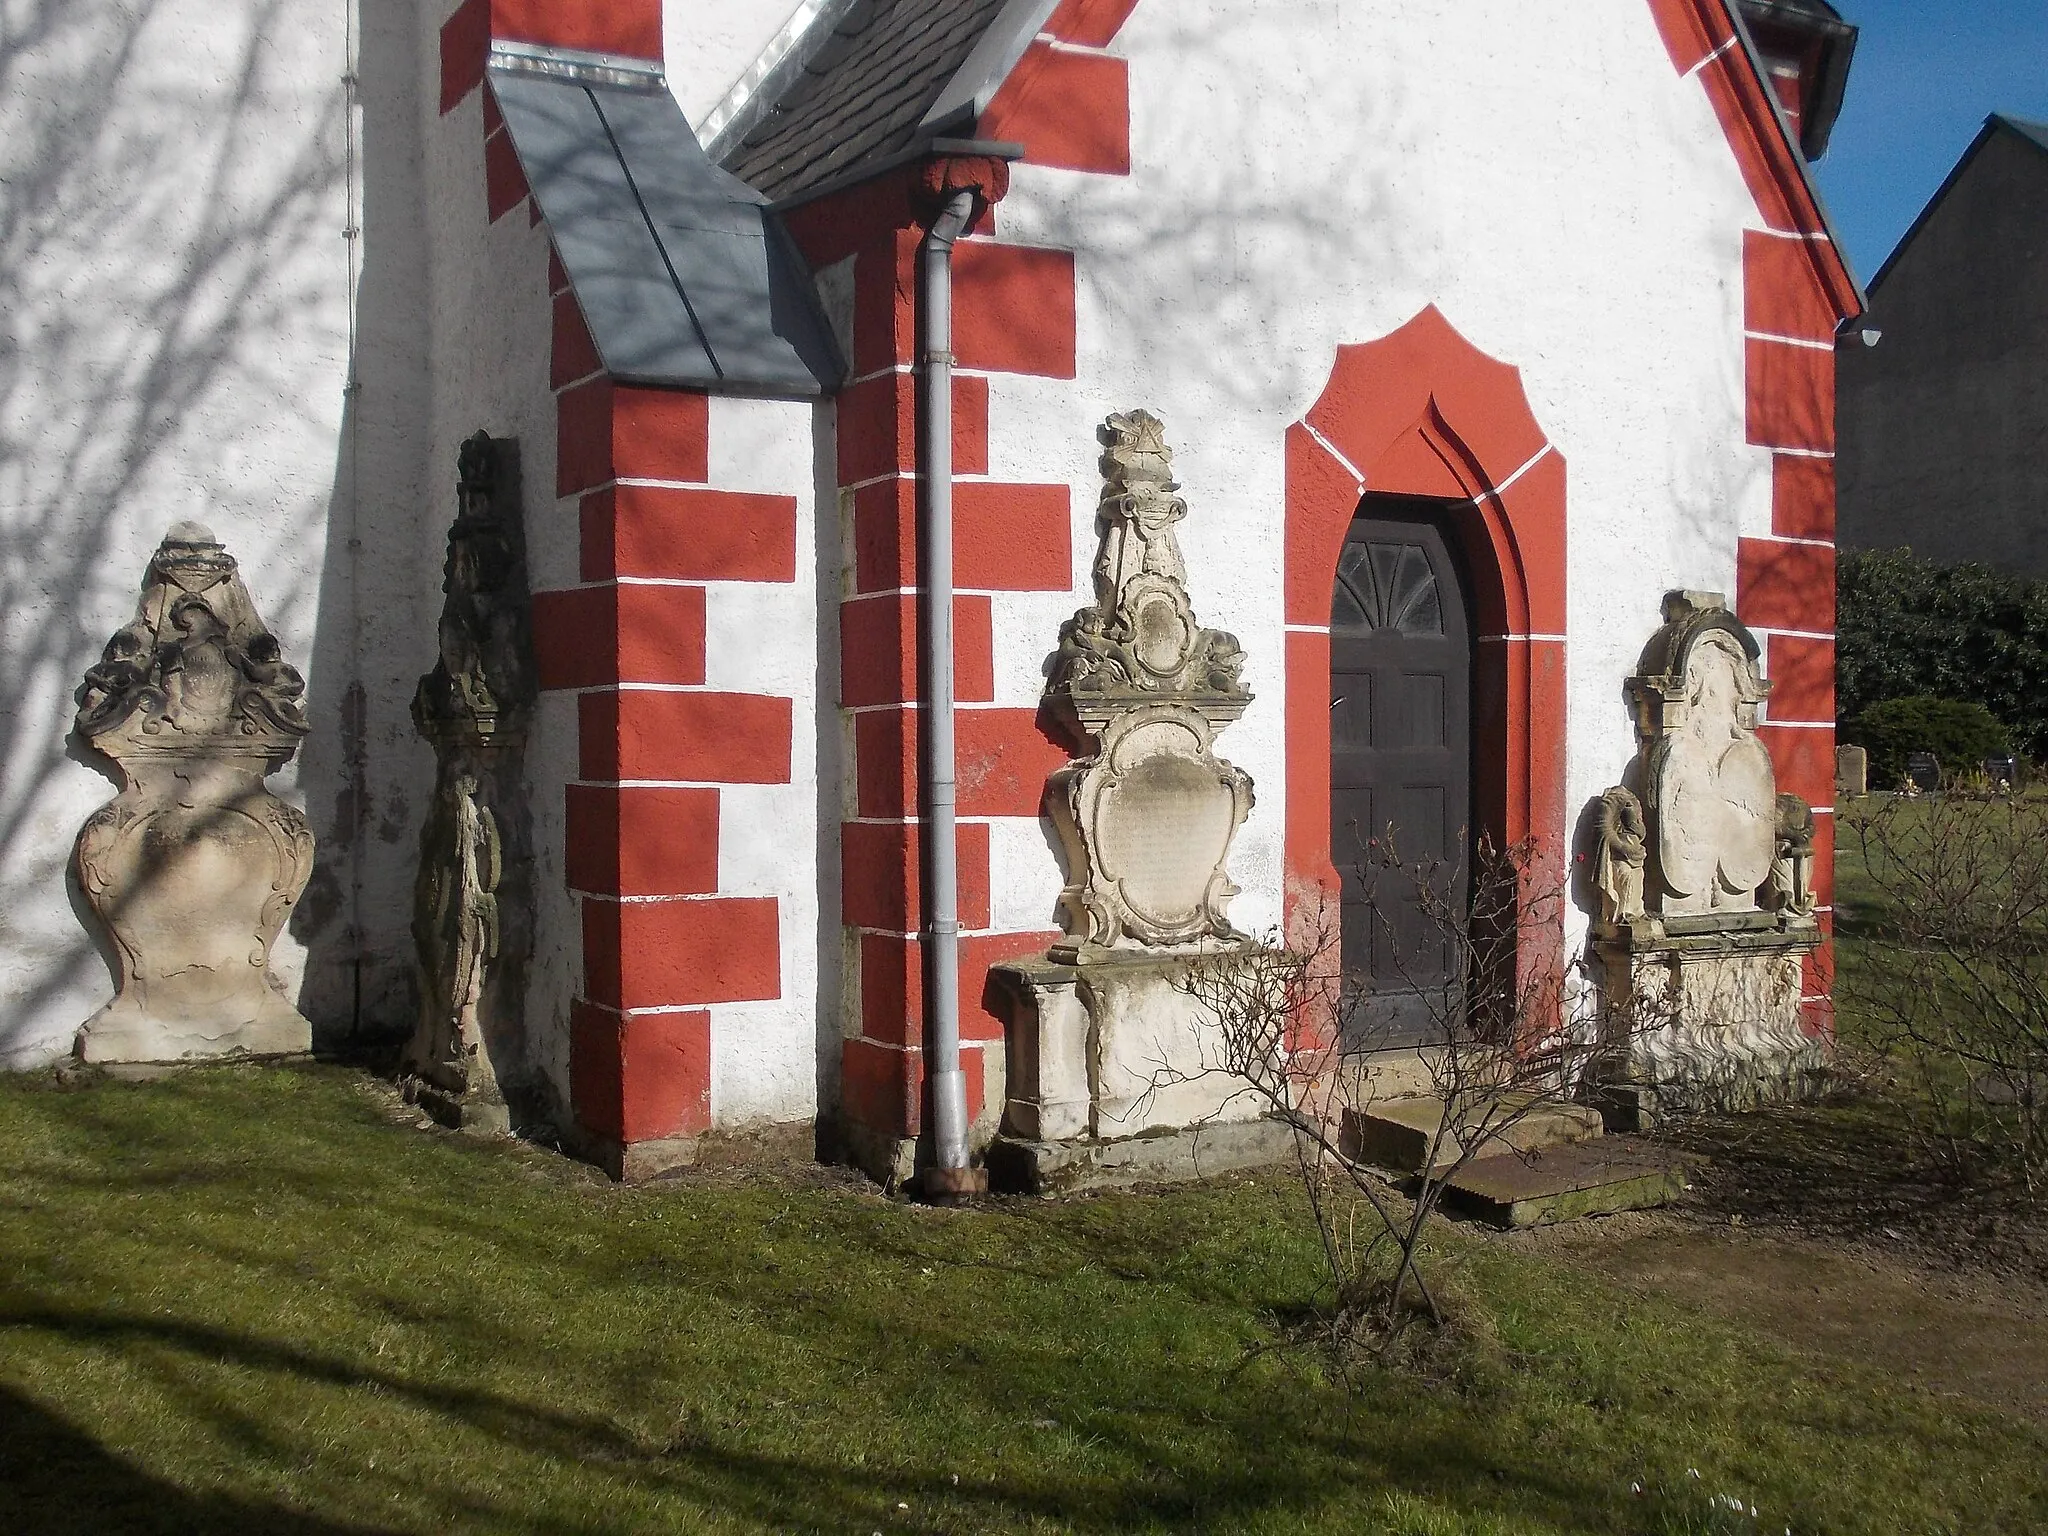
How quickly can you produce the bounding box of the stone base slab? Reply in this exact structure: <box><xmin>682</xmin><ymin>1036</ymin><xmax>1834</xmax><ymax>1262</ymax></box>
<box><xmin>1440</xmin><ymin>1140</ymin><xmax>1692</xmax><ymax>1228</ymax></box>
<box><xmin>1342</xmin><ymin>1092</ymin><xmax>1605</xmax><ymax>1174</ymax></box>
<box><xmin>985</xmin><ymin>1115</ymin><xmax>1297</xmax><ymax>1196</ymax></box>
<box><xmin>405</xmin><ymin>1081</ymin><xmax>511</xmax><ymax>1136</ymax></box>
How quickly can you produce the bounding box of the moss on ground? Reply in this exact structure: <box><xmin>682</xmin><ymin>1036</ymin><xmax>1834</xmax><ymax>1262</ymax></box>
<box><xmin>0</xmin><ymin>1064</ymin><xmax>2041</xmax><ymax>1534</ymax></box>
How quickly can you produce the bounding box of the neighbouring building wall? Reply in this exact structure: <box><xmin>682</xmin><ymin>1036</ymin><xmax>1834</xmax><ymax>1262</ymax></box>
<box><xmin>1838</xmin><ymin>127</ymin><xmax>2048</xmax><ymax>576</ymax></box>
<box><xmin>0</xmin><ymin>0</ymin><xmax>397</xmax><ymax>1067</ymax></box>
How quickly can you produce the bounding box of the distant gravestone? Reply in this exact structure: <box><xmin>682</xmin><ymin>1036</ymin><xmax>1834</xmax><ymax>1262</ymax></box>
<box><xmin>1985</xmin><ymin>755</ymin><xmax>2017</xmax><ymax>790</ymax></box>
<box><xmin>1835</xmin><ymin>744</ymin><xmax>1868</xmax><ymax>798</ymax></box>
<box><xmin>1905</xmin><ymin>751</ymin><xmax>1941</xmax><ymax>792</ymax></box>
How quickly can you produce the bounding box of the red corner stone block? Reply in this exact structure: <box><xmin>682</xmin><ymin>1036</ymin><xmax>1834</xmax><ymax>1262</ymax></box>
<box><xmin>582</xmin><ymin>485</ymin><xmax>797</xmax><ymax>584</ymax></box>
<box><xmin>839</xmin><ymin>1037</ymin><xmax>986</xmax><ymax>1141</ymax></box>
<box><xmin>569</xmin><ymin>1001</ymin><xmax>710</xmax><ymax>1144</ymax></box>
<box><xmin>1744</xmin><ymin>231</ymin><xmax>1838</xmax><ymax>342</ymax></box>
<box><xmin>982</xmin><ymin>44</ymin><xmax>1131</xmax><ymax>175</ymax></box>
<box><xmin>841</xmin><ymin>819</ymin><xmax>992</xmax><ymax>934</ymax></box>
<box><xmin>1772</xmin><ymin>452</ymin><xmax>1836</xmax><ymax>541</ymax></box>
<box><xmin>840</xmin><ymin>594</ymin><xmax>995</xmax><ymax>707</ymax></box>
<box><xmin>1765</xmin><ymin>634</ymin><xmax>1835</xmax><ymax>724</ymax></box>
<box><xmin>1738</xmin><ymin>537</ymin><xmax>1834</xmax><ymax>633</ymax></box>
<box><xmin>581</xmin><ymin>896</ymin><xmax>779</xmax><ymax>1010</ymax></box>
<box><xmin>551</xmin><ymin>291</ymin><xmax>602</xmax><ymax>389</ymax></box>
<box><xmin>440</xmin><ymin>0</ymin><xmax>489</xmax><ymax>113</ymax></box>
<box><xmin>1746</xmin><ymin>338</ymin><xmax>1834</xmax><ymax>452</ymax></box>
<box><xmin>1046</xmin><ymin>0</ymin><xmax>1141</xmax><ymax>46</ymax></box>
<box><xmin>531</xmin><ymin>584</ymin><xmax>707</xmax><ymax>691</ymax></box>
<box><xmin>565</xmin><ymin>784</ymin><xmax>719</xmax><ymax>898</ymax></box>
<box><xmin>956</xmin><ymin>708</ymin><xmax>1072</xmax><ymax>819</ymax></box>
<box><xmin>578</xmin><ymin>690</ymin><xmax>793</xmax><ymax>784</ymax></box>
<box><xmin>484</xmin><ymin>127</ymin><xmax>529</xmax><ymax>223</ymax></box>
<box><xmin>957</xmin><ymin>482</ymin><xmax>1073</xmax><ymax>590</ymax></box>
<box><xmin>491</xmin><ymin>0</ymin><xmax>661</xmax><ymax>61</ymax></box>
<box><xmin>835</xmin><ymin>374</ymin><xmax>988</xmax><ymax>488</ymax></box>
<box><xmin>557</xmin><ymin>379</ymin><xmax>710</xmax><ymax>496</ymax></box>
<box><xmin>859</xmin><ymin>929</ymin><xmax>1061</xmax><ymax>1047</ymax></box>
<box><xmin>954</xmin><ymin>243</ymin><xmax>1077</xmax><ymax>378</ymax></box>
<box><xmin>1758</xmin><ymin>723</ymin><xmax>1835</xmax><ymax>812</ymax></box>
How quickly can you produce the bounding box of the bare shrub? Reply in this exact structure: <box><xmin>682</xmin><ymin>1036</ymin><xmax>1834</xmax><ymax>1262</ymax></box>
<box><xmin>1843</xmin><ymin>789</ymin><xmax>2048</xmax><ymax>1191</ymax></box>
<box><xmin>1183</xmin><ymin>835</ymin><xmax>1657</xmax><ymax>1364</ymax></box>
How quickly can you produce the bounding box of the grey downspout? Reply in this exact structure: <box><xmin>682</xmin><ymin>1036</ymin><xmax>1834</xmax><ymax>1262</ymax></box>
<box><xmin>919</xmin><ymin>187</ymin><xmax>978</xmax><ymax>1195</ymax></box>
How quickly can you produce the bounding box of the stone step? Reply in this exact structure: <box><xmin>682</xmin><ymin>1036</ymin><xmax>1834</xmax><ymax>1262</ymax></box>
<box><xmin>1440</xmin><ymin>1139</ymin><xmax>1692</xmax><ymax>1228</ymax></box>
<box><xmin>1340</xmin><ymin>1091</ymin><xmax>1605</xmax><ymax>1173</ymax></box>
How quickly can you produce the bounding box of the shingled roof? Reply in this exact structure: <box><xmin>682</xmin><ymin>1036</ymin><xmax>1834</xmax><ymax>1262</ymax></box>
<box><xmin>715</xmin><ymin>0</ymin><xmax>1029</xmax><ymax>202</ymax></box>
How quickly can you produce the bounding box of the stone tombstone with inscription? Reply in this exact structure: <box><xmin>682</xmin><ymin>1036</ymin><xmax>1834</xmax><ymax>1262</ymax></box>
<box><xmin>988</xmin><ymin>411</ymin><xmax>1289</xmax><ymax>1191</ymax></box>
<box><xmin>401</xmin><ymin>433</ymin><xmax>537</xmax><ymax>1134</ymax></box>
<box><xmin>1834</xmin><ymin>743</ymin><xmax>1867</xmax><ymax>800</ymax></box>
<box><xmin>1592</xmin><ymin>592</ymin><xmax>1826</xmax><ymax>1116</ymax></box>
<box><xmin>71</xmin><ymin>524</ymin><xmax>316</xmax><ymax>1063</ymax></box>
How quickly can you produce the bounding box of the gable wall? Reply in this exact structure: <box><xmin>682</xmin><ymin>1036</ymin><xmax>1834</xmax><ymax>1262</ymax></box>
<box><xmin>976</xmin><ymin>0</ymin><xmax>1829</xmax><ymax>1004</ymax></box>
<box><xmin>1838</xmin><ymin>128</ymin><xmax>2048</xmax><ymax>575</ymax></box>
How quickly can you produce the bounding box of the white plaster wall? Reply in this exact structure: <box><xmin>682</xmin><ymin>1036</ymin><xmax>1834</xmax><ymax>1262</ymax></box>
<box><xmin>419</xmin><ymin>49</ymin><xmax>578</xmax><ymax>1109</ymax></box>
<box><xmin>663</xmin><ymin>0</ymin><xmax>806</xmax><ymax>127</ymax></box>
<box><xmin>982</xmin><ymin>0</ymin><xmax>1780</xmax><ymax>973</ymax></box>
<box><xmin>701</xmin><ymin>394</ymin><xmax>831</xmax><ymax>1129</ymax></box>
<box><xmin>0</xmin><ymin>0</ymin><xmax>371</xmax><ymax>1066</ymax></box>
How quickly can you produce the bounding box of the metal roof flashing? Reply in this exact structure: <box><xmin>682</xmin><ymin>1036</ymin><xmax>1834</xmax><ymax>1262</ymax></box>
<box><xmin>489</xmin><ymin>62</ymin><xmax>843</xmax><ymax>397</ymax></box>
<box><xmin>917</xmin><ymin>0</ymin><xmax>1063</xmax><ymax>131</ymax></box>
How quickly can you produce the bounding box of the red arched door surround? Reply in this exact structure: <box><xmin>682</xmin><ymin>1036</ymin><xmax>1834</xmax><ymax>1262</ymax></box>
<box><xmin>1284</xmin><ymin>306</ymin><xmax>1568</xmax><ymax>1027</ymax></box>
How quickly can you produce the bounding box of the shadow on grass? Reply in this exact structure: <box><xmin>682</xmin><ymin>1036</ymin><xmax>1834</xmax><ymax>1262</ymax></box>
<box><xmin>0</xmin><ymin>1382</ymin><xmax>396</xmax><ymax>1536</ymax></box>
<box><xmin>0</xmin><ymin>1301</ymin><xmax>1616</xmax><ymax>1533</ymax></box>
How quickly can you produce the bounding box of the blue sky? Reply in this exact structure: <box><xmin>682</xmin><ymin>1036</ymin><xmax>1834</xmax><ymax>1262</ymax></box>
<box><xmin>1812</xmin><ymin>0</ymin><xmax>2048</xmax><ymax>287</ymax></box>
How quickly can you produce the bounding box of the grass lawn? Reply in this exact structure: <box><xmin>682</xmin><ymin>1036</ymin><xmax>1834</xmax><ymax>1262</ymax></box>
<box><xmin>1</xmin><ymin>1066</ymin><xmax>2043</xmax><ymax>1534</ymax></box>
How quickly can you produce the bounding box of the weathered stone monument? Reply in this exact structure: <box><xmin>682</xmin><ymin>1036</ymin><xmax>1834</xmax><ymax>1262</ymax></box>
<box><xmin>990</xmin><ymin>411</ymin><xmax>1288</xmax><ymax>1190</ymax></box>
<box><xmin>1834</xmin><ymin>743</ymin><xmax>1867</xmax><ymax>799</ymax></box>
<box><xmin>401</xmin><ymin>433</ymin><xmax>536</xmax><ymax>1133</ymax></box>
<box><xmin>1592</xmin><ymin>592</ymin><xmax>1825</xmax><ymax>1116</ymax></box>
<box><xmin>72</xmin><ymin>524</ymin><xmax>316</xmax><ymax>1063</ymax></box>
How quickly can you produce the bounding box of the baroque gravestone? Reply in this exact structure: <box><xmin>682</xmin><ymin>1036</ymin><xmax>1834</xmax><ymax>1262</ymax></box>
<box><xmin>72</xmin><ymin>524</ymin><xmax>315</xmax><ymax>1063</ymax></box>
<box><xmin>1592</xmin><ymin>592</ymin><xmax>1825</xmax><ymax>1115</ymax></box>
<box><xmin>401</xmin><ymin>433</ymin><xmax>536</xmax><ymax>1134</ymax></box>
<box><xmin>989</xmin><ymin>412</ymin><xmax>1289</xmax><ymax>1190</ymax></box>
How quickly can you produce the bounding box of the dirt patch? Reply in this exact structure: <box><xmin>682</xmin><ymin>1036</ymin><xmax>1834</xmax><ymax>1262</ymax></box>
<box><xmin>1507</xmin><ymin>1088</ymin><xmax>2048</xmax><ymax>1422</ymax></box>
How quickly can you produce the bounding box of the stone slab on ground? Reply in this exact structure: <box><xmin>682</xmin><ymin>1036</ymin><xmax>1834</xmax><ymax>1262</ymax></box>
<box><xmin>986</xmin><ymin>1116</ymin><xmax>1297</xmax><ymax>1195</ymax></box>
<box><xmin>1342</xmin><ymin>1092</ymin><xmax>1605</xmax><ymax>1173</ymax></box>
<box><xmin>1441</xmin><ymin>1139</ymin><xmax>1691</xmax><ymax>1229</ymax></box>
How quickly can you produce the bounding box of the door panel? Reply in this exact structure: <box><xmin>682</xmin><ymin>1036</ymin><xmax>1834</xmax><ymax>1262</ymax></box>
<box><xmin>1329</xmin><ymin>503</ymin><xmax>1473</xmax><ymax>1044</ymax></box>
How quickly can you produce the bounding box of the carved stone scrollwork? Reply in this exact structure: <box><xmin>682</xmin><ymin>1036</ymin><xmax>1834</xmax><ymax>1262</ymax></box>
<box><xmin>1045</xmin><ymin>411</ymin><xmax>1256</xmax><ymax>956</ymax></box>
<box><xmin>1592</xmin><ymin>591</ymin><xmax>1826</xmax><ymax>1115</ymax></box>
<box><xmin>402</xmin><ymin>433</ymin><xmax>535</xmax><ymax>1133</ymax></box>
<box><xmin>72</xmin><ymin>523</ymin><xmax>315</xmax><ymax>1063</ymax></box>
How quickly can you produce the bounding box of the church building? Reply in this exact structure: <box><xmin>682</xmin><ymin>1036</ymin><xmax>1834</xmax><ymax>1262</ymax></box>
<box><xmin>0</xmin><ymin>0</ymin><xmax>1860</xmax><ymax>1188</ymax></box>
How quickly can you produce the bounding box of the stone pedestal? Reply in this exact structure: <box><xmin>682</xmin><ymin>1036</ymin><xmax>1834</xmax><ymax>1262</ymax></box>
<box><xmin>1595</xmin><ymin>916</ymin><xmax>1824</xmax><ymax>1117</ymax></box>
<box><xmin>72</xmin><ymin>524</ymin><xmax>315</xmax><ymax>1064</ymax></box>
<box><xmin>987</xmin><ymin>410</ymin><xmax>1293</xmax><ymax>1191</ymax></box>
<box><xmin>1591</xmin><ymin>592</ymin><xmax>1828</xmax><ymax>1112</ymax></box>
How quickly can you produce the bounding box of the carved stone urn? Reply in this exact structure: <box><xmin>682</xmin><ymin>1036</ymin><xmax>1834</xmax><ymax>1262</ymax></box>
<box><xmin>989</xmin><ymin>412</ymin><xmax>1289</xmax><ymax>1191</ymax></box>
<box><xmin>72</xmin><ymin>523</ymin><xmax>315</xmax><ymax>1063</ymax></box>
<box><xmin>401</xmin><ymin>433</ymin><xmax>535</xmax><ymax>1134</ymax></box>
<box><xmin>1591</xmin><ymin>592</ymin><xmax>1825</xmax><ymax>1116</ymax></box>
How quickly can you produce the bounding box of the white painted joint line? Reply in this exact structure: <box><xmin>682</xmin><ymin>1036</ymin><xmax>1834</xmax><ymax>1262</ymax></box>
<box><xmin>1039</xmin><ymin>35</ymin><xmax>1114</xmax><ymax>58</ymax></box>
<box><xmin>579</xmin><ymin>891</ymin><xmax>741</xmax><ymax>906</ymax></box>
<box><xmin>581</xmin><ymin>778</ymin><xmax>737</xmax><ymax>790</ymax></box>
<box><xmin>1477</xmin><ymin>632</ymin><xmax>1567</xmax><ymax>645</ymax></box>
<box><xmin>845</xmin><ymin>363</ymin><xmax>913</xmax><ymax>388</ymax></box>
<box><xmin>1746</xmin><ymin>330</ymin><xmax>1835</xmax><ymax>353</ymax></box>
<box><xmin>1749</xmin><ymin>533</ymin><xmax>1835</xmax><ymax>549</ymax></box>
<box><xmin>1769</xmin><ymin>446</ymin><xmax>1836</xmax><ymax>461</ymax></box>
<box><xmin>1285</xmin><ymin>624</ymin><xmax>1331</xmax><ymax>636</ymax></box>
<box><xmin>616</xmin><ymin>476</ymin><xmax>714</xmax><ymax>492</ymax></box>
<box><xmin>1683</xmin><ymin>34</ymin><xmax>1740</xmax><ymax>79</ymax></box>
<box><xmin>839</xmin><ymin>471</ymin><xmax>917</xmax><ymax>496</ymax></box>
<box><xmin>1490</xmin><ymin>443</ymin><xmax>1555</xmax><ymax>499</ymax></box>
<box><xmin>1753</xmin><ymin>626</ymin><xmax>1836</xmax><ymax>641</ymax></box>
<box><xmin>1300</xmin><ymin>420</ymin><xmax>1366</xmax><ymax>491</ymax></box>
<box><xmin>1760</xmin><ymin>719</ymin><xmax>1835</xmax><ymax>729</ymax></box>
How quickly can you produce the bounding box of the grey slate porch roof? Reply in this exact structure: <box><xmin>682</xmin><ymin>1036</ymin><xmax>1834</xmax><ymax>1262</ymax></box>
<box><xmin>490</xmin><ymin>59</ymin><xmax>842</xmax><ymax>394</ymax></box>
<box><xmin>716</xmin><ymin>0</ymin><xmax>1045</xmax><ymax>202</ymax></box>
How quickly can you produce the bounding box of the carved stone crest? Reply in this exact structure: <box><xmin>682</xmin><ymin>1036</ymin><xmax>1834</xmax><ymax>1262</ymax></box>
<box><xmin>72</xmin><ymin>523</ymin><xmax>315</xmax><ymax>1062</ymax></box>
<box><xmin>1592</xmin><ymin>592</ymin><xmax>1825</xmax><ymax>1114</ymax></box>
<box><xmin>1045</xmin><ymin>411</ymin><xmax>1255</xmax><ymax>954</ymax></box>
<box><xmin>402</xmin><ymin>433</ymin><xmax>535</xmax><ymax>1132</ymax></box>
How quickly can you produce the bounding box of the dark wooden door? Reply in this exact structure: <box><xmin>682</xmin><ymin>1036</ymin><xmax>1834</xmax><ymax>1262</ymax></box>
<box><xmin>1329</xmin><ymin>502</ymin><xmax>1473</xmax><ymax>1043</ymax></box>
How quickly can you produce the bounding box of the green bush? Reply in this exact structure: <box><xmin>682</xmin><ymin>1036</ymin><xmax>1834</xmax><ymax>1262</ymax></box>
<box><xmin>1844</xmin><ymin>695</ymin><xmax>2010</xmax><ymax>789</ymax></box>
<box><xmin>1837</xmin><ymin>548</ymin><xmax>2048</xmax><ymax>757</ymax></box>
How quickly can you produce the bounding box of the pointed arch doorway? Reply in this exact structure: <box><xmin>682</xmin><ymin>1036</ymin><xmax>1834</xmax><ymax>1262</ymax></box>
<box><xmin>1284</xmin><ymin>307</ymin><xmax>1571</xmax><ymax>1046</ymax></box>
<box><xmin>1329</xmin><ymin>499</ymin><xmax>1474</xmax><ymax>1043</ymax></box>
